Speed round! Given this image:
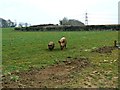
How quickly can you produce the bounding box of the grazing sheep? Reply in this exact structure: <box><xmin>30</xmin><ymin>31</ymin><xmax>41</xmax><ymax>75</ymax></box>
<box><xmin>58</xmin><ymin>36</ymin><xmax>67</xmax><ymax>50</ymax></box>
<box><xmin>48</xmin><ymin>41</ymin><xmax>55</xmax><ymax>51</ymax></box>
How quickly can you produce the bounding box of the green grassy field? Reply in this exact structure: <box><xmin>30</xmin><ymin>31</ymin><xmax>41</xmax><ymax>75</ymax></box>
<box><xmin>2</xmin><ymin>28</ymin><xmax>119</xmax><ymax>88</ymax></box>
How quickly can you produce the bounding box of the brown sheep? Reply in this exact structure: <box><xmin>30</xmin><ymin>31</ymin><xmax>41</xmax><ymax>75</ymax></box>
<box><xmin>48</xmin><ymin>41</ymin><xmax>55</xmax><ymax>51</ymax></box>
<box><xmin>58</xmin><ymin>36</ymin><xmax>67</xmax><ymax>50</ymax></box>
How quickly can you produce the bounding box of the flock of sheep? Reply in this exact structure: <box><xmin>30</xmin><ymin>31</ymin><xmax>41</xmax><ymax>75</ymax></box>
<box><xmin>48</xmin><ymin>36</ymin><xmax>67</xmax><ymax>50</ymax></box>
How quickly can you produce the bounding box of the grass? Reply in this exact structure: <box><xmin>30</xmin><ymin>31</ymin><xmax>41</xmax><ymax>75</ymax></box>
<box><xmin>2</xmin><ymin>28</ymin><xmax>119</xmax><ymax>88</ymax></box>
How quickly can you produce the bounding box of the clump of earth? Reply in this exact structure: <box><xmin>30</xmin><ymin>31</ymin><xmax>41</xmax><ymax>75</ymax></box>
<box><xmin>91</xmin><ymin>46</ymin><xmax>116</xmax><ymax>53</ymax></box>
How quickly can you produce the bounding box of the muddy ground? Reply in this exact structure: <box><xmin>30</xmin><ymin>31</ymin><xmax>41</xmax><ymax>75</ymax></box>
<box><xmin>91</xmin><ymin>46</ymin><xmax>117</xmax><ymax>53</ymax></box>
<box><xmin>2</xmin><ymin>57</ymin><xmax>90</xmax><ymax>88</ymax></box>
<box><xmin>2</xmin><ymin>46</ymin><xmax>118</xmax><ymax>88</ymax></box>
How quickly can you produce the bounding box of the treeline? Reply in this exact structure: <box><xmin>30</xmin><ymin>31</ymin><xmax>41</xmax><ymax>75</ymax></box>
<box><xmin>15</xmin><ymin>24</ymin><xmax>120</xmax><ymax>31</ymax></box>
<box><xmin>0</xmin><ymin>18</ymin><xmax>17</xmax><ymax>28</ymax></box>
<box><xmin>0</xmin><ymin>18</ymin><xmax>31</xmax><ymax>28</ymax></box>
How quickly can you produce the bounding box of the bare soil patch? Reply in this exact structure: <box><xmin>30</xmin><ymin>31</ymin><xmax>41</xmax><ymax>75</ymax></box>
<box><xmin>91</xmin><ymin>46</ymin><xmax>116</xmax><ymax>53</ymax></box>
<box><xmin>2</xmin><ymin>57</ymin><xmax>90</xmax><ymax>88</ymax></box>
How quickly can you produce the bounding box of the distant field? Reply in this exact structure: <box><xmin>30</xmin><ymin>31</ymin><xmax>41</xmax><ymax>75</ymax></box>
<box><xmin>2</xmin><ymin>28</ymin><xmax>119</xmax><ymax>88</ymax></box>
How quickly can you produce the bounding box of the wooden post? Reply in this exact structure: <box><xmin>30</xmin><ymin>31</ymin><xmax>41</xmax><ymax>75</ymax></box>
<box><xmin>114</xmin><ymin>40</ymin><xmax>117</xmax><ymax>47</ymax></box>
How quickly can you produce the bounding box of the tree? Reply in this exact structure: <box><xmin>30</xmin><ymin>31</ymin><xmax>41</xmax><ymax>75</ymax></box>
<box><xmin>7</xmin><ymin>19</ymin><xmax>17</xmax><ymax>27</ymax></box>
<box><xmin>0</xmin><ymin>18</ymin><xmax>17</xmax><ymax>28</ymax></box>
<box><xmin>25</xmin><ymin>23</ymin><xmax>28</xmax><ymax>27</ymax></box>
<box><xmin>59</xmin><ymin>17</ymin><xmax>69</xmax><ymax>25</ymax></box>
<box><xmin>18</xmin><ymin>22</ymin><xmax>29</xmax><ymax>27</ymax></box>
<box><xmin>18</xmin><ymin>23</ymin><xmax>23</xmax><ymax>27</ymax></box>
<box><xmin>7</xmin><ymin>19</ymin><xmax>12</xmax><ymax>27</ymax></box>
<box><xmin>0</xmin><ymin>18</ymin><xmax>8</xmax><ymax>28</ymax></box>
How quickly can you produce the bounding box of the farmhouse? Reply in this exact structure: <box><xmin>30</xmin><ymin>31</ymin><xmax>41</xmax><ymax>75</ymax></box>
<box><xmin>59</xmin><ymin>18</ymin><xmax>85</xmax><ymax>26</ymax></box>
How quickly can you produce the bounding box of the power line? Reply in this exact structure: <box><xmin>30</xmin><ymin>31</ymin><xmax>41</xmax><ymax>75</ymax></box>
<box><xmin>85</xmin><ymin>12</ymin><xmax>88</xmax><ymax>25</ymax></box>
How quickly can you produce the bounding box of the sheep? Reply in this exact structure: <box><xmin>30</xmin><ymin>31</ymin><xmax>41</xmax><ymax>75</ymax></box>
<box><xmin>58</xmin><ymin>36</ymin><xmax>67</xmax><ymax>50</ymax></box>
<box><xmin>48</xmin><ymin>41</ymin><xmax>55</xmax><ymax>51</ymax></box>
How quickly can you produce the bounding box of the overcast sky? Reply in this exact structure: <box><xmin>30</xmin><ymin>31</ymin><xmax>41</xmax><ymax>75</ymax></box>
<box><xmin>0</xmin><ymin>0</ymin><xmax>119</xmax><ymax>25</ymax></box>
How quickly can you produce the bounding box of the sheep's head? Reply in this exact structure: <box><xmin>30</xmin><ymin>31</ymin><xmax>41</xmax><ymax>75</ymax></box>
<box><xmin>48</xmin><ymin>42</ymin><xmax>54</xmax><ymax>51</ymax></box>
